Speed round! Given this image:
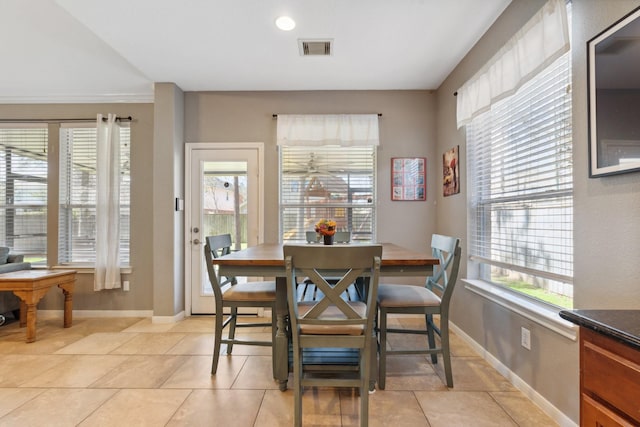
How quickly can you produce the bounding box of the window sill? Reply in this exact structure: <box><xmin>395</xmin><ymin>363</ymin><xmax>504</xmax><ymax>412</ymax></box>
<box><xmin>463</xmin><ymin>279</ymin><xmax>577</xmax><ymax>341</ymax></box>
<box><xmin>35</xmin><ymin>266</ymin><xmax>132</xmax><ymax>275</ymax></box>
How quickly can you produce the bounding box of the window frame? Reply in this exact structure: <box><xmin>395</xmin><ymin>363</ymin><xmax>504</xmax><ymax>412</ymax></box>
<box><xmin>466</xmin><ymin>47</ymin><xmax>573</xmax><ymax>311</ymax></box>
<box><xmin>279</xmin><ymin>145</ymin><xmax>377</xmax><ymax>243</ymax></box>
<box><xmin>0</xmin><ymin>124</ymin><xmax>49</xmax><ymax>265</ymax></box>
<box><xmin>58</xmin><ymin>122</ymin><xmax>131</xmax><ymax>267</ymax></box>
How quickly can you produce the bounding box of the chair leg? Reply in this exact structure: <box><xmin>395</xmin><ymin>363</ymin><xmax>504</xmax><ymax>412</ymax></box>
<box><xmin>211</xmin><ymin>313</ymin><xmax>224</xmax><ymax>375</ymax></box>
<box><xmin>440</xmin><ymin>316</ymin><xmax>453</xmax><ymax>387</ymax></box>
<box><xmin>271</xmin><ymin>308</ymin><xmax>277</xmax><ymax>378</ymax></box>
<box><xmin>227</xmin><ymin>307</ymin><xmax>238</xmax><ymax>354</ymax></box>
<box><xmin>378</xmin><ymin>307</ymin><xmax>387</xmax><ymax>390</ymax></box>
<box><xmin>293</xmin><ymin>346</ymin><xmax>303</xmax><ymax>427</ymax></box>
<box><xmin>360</xmin><ymin>346</ymin><xmax>370</xmax><ymax>427</ymax></box>
<box><xmin>426</xmin><ymin>314</ymin><xmax>438</xmax><ymax>364</ymax></box>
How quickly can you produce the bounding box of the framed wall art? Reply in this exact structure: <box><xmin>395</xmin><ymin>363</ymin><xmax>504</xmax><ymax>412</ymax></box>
<box><xmin>391</xmin><ymin>157</ymin><xmax>426</xmax><ymax>201</ymax></box>
<box><xmin>443</xmin><ymin>146</ymin><xmax>460</xmax><ymax>196</ymax></box>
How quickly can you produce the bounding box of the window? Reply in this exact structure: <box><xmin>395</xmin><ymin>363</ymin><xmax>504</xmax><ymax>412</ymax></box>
<box><xmin>467</xmin><ymin>49</ymin><xmax>573</xmax><ymax>308</ymax></box>
<box><xmin>58</xmin><ymin>124</ymin><xmax>130</xmax><ymax>265</ymax></box>
<box><xmin>280</xmin><ymin>145</ymin><xmax>376</xmax><ymax>242</ymax></box>
<box><xmin>0</xmin><ymin>125</ymin><xmax>48</xmax><ymax>264</ymax></box>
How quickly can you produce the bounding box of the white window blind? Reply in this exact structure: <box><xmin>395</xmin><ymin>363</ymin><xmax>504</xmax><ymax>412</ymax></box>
<box><xmin>467</xmin><ymin>48</ymin><xmax>573</xmax><ymax>303</ymax></box>
<box><xmin>0</xmin><ymin>125</ymin><xmax>48</xmax><ymax>264</ymax></box>
<box><xmin>58</xmin><ymin>124</ymin><xmax>130</xmax><ymax>264</ymax></box>
<box><xmin>280</xmin><ymin>145</ymin><xmax>376</xmax><ymax>242</ymax></box>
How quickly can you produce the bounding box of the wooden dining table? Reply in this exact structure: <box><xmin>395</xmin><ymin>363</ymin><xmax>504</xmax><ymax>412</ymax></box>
<box><xmin>210</xmin><ymin>242</ymin><xmax>439</xmax><ymax>391</ymax></box>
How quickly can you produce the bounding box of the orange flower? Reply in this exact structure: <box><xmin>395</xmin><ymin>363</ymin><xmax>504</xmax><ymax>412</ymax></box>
<box><xmin>314</xmin><ymin>219</ymin><xmax>337</xmax><ymax>236</ymax></box>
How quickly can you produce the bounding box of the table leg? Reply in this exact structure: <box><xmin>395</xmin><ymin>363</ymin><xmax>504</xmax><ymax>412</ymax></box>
<box><xmin>275</xmin><ymin>277</ymin><xmax>289</xmax><ymax>391</ymax></box>
<box><xmin>13</xmin><ymin>289</ymin><xmax>46</xmax><ymax>343</ymax></box>
<box><xmin>59</xmin><ymin>282</ymin><xmax>74</xmax><ymax>328</ymax></box>
<box><xmin>19</xmin><ymin>300</ymin><xmax>26</xmax><ymax>328</ymax></box>
<box><xmin>25</xmin><ymin>302</ymin><xmax>37</xmax><ymax>343</ymax></box>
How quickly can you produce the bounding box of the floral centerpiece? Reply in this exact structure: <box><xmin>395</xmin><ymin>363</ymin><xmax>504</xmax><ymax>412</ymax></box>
<box><xmin>315</xmin><ymin>219</ymin><xmax>337</xmax><ymax>236</ymax></box>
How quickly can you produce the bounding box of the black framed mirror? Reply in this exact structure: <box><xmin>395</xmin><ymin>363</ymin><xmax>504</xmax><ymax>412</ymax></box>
<box><xmin>588</xmin><ymin>6</ymin><xmax>640</xmax><ymax>177</ymax></box>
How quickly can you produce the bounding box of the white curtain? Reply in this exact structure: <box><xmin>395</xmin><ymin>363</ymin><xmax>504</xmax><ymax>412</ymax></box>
<box><xmin>94</xmin><ymin>113</ymin><xmax>121</xmax><ymax>291</ymax></box>
<box><xmin>456</xmin><ymin>0</ymin><xmax>569</xmax><ymax>128</ymax></box>
<box><xmin>276</xmin><ymin>114</ymin><xmax>379</xmax><ymax>146</ymax></box>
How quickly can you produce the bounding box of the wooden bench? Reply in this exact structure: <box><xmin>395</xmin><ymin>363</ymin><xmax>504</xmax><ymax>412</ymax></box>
<box><xmin>0</xmin><ymin>270</ymin><xmax>76</xmax><ymax>343</ymax></box>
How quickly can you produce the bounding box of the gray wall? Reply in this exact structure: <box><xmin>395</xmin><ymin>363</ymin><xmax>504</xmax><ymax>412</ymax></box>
<box><xmin>153</xmin><ymin>83</ymin><xmax>185</xmax><ymax>317</ymax></box>
<box><xmin>184</xmin><ymin>90</ymin><xmax>438</xmax><ymax>256</ymax></box>
<box><xmin>0</xmin><ymin>103</ymin><xmax>155</xmax><ymax>312</ymax></box>
<box><xmin>435</xmin><ymin>0</ymin><xmax>640</xmax><ymax>422</ymax></box>
<box><xmin>0</xmin><ymin>91</ymin><xmax>438</xmax><ymax>315</ymax></box>
<box><xmin>4</xmin><ymin>2</ymin><xmax>640</xmax><ymax>420</ymax></box>
<box><xmin>573</xmin><ymin>0</ymin><xmax>640</xmax><ymax>309</ymax></box>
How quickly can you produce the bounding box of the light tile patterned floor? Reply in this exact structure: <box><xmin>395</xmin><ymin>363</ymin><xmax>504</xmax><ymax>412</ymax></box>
<box><xmin>0</xmin><ymin>314</ymin><xmax>558</xmax><ymax>426</ymax></box>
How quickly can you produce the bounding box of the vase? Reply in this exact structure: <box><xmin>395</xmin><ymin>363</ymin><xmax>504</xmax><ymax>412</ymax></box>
<box><xmin>323</xmin><ymin>234</ymin><xmax>334</xmax><ymax>245</ymax></box>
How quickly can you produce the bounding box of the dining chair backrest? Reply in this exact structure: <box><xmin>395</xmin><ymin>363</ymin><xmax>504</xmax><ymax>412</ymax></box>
<box><xmin>333</xmin><ymin>231</ymin><xmax>351</xmax><ymax>243</ymax></box>
<box><xmin>284</xmin><ymin>244</ymin><xmax>382</xmax><ymax>336</ymax></box>
<box><xmin>427</xmin><ymin>234</ymin><xmax>461</xmax><ymax>310</ymax></box>
<box><xmin>204</xmin><ymin>234</ymin><xmax>237</xmax><ymax>301</ymax></box>
<box><xmin>305</xmin><ymin>231</ymin><xmax>351</xmax><ymax>244</ymax></box>
<box><xmin>305</xmin><ymin>231</ymin><xmax>320</xmax><ymax>243</ymax></box>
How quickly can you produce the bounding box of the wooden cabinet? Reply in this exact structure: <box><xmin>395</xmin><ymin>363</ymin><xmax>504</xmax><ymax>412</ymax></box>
<box><xmin>580</xmin><ymin>327</ymin><xmax>640</xmax><ymax>426</ymax></box>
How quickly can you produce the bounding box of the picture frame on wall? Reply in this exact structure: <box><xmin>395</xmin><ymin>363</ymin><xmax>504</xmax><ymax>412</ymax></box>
<box><xmin>443</xmin><ymin>146</ymin><xmax>460</xmax><ymax>197</ymax></box>
<box><xmin>391</xmin><ymin>157</ymin><xmax>426</xmax><ymax>201</ymax></box>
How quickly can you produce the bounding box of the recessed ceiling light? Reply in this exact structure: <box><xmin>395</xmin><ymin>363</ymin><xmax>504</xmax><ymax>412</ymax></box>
<box><xmin>275</xmin><ymin>16</ymin><xmax>296</xmax><ymax>31</ymax></box>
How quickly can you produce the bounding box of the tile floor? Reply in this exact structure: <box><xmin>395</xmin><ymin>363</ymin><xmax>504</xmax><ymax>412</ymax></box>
<box><xmin>0</xmin><ymin>314</ymin><xmax>557</xmax><ymax>426</ymax></box>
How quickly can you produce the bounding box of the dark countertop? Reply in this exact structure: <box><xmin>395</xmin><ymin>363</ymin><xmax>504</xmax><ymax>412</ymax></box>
<box><xmin>559</xmin><ymin>309</ymin><xmax>640</xmax><ymax>350</ymax></box>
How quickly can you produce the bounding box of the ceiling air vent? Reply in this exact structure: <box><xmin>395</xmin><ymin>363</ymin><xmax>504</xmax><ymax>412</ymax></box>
<box><xmin>298</xmin><ymin>39</ymin><xmax>333</xmax><ymax>56</ymax></box>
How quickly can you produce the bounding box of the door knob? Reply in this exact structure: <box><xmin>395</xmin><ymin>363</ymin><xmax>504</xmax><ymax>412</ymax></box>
<box><xmin>193</xmin><ymin>239</ymin><xmax>201</xmax><ymax>245</ymax></box>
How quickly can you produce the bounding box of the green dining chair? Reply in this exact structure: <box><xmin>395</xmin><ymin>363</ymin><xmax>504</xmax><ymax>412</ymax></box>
<box><xmin>284</xmin><ymin>244</ymin><xmax>382</xmax><ymax>427</ymax></box>
<box><xmin>334</xmin><ymin>231</ymin><xmax>351</xmax><ymax>243</ymax></box>
<box><xmin>204</xmin><ymin>234</ymin><xmax>277</xmax><ymax>375</ymax></box>
<box><xmin>305</xmin><ymin>231</ymin><xmax>320</xmax><ymax>243</ymax></box>
<box><xmin>377</xmin><ymin>234</ymin><xmax>461</xmax><ymax>388</ymax></box>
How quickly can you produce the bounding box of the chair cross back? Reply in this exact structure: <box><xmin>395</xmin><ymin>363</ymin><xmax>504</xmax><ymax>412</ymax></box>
<box><xmin>205</xmin><ymin>235</ymin><xmax>237</xmax><ymax>289</ymax></box>
<box><xmin>427</xmin><ymin>233</ymin><xmax>461</xmax><ymax>295</ymax></box>
<box><xmin>293</xmin><ymin>258</ymin><xmax>373</xmax><ymax>327</ymax></box>
<box><xmin>305</xmin><ymin>230</ymin><xmax>351</xmax><ymax>244</ymax></box>
<box><xmin>285</xmin><ymin>245</ymin><xmax>381</xmax><ymax>325</ymax></box>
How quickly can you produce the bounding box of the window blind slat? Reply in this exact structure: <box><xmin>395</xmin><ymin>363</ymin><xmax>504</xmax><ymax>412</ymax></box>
<box><xmin>59</xmin><ymin>126</ymin><xmax>130</xmax><ymax>264</ymax></box>
<box><xmin>467</xmin><ymin>44</ymin><xmax>573</xmax><ymax>299</ymax></box>
<box><xmin>280</xmin><ymin>145</ymin><xmax>376</xmax><ymax>242</ymax></box>
<box><xmin>0</xmin><ymin>126</ymin><xmax>48</xmax><ymax>263</ymax></box>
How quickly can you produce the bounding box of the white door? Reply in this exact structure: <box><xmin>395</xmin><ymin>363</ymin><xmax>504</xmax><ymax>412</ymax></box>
<box><xmin>185</xmin><ymin>143</ymin><xmax>264</xmax><ymax>314</ymax></box>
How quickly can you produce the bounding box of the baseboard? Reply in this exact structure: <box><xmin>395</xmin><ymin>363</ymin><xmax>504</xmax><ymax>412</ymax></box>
<box><xmin>450</xmin><ymin>322</ymin><xmax>578</xmax><ymax>427</ymax></box>
<box><xmin>151</xmin><ymin>311</ymin><xmax>185</xmax><ymax>324</ymax></box>
<box><xmin>39</xmin><ymin>309</ymin><xmax>186</xmax><ymax>324</ymax></box>
<box><xmin>38</xmin><ymin>309</ymin><xmax>154</xmax><ymax>319</ymax></box>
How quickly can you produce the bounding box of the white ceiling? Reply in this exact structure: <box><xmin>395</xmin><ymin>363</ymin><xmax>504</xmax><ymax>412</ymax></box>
<box><xmin>0</xmin><ymin>0</ymin><xmax>511</xmax><ymax>104</ymax></box>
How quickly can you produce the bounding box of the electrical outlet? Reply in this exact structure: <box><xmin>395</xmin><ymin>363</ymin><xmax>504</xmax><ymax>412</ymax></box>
<box><xmin>521</xmin><ymin>327</ymin><xmax>531</xmax><ymax>350</ymax></box>
<box><xmin>123</xmin><ymin>280</ymin><xmax>130</xmax><ymax>291</ymax></box>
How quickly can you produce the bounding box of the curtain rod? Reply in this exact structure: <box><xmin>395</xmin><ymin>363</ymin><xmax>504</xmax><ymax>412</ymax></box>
<box><xmin>272</xmin><ymin>113</ymin><xmax>382</xmax><ymax>118</ymax></box>
<box><xmin>0</xmin><ymin>116</ymin><xmax>133</xmax><ymax>123</ymax></box>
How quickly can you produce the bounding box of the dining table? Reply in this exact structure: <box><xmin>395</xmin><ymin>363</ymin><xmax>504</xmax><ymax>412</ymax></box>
<box><xmin>210</xmin><ymin>242</ymin><xmax>439</xmax><ymax>391</ymax></box>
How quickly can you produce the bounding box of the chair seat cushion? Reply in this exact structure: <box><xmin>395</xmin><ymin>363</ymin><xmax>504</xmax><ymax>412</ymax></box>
<box><xmin>223</xmin><ymin>281</ymin><xmax>276</xmax><ymax>302</ymax></box>
<box><xmin>377</xmin><ymin>284</ymin><xmax>441</xmax><ymax>307</ymax></box>
<box><xmin>297</xmin><ymin>301</ymin><xmax>366</xmax><ymax>335</ymax></box>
